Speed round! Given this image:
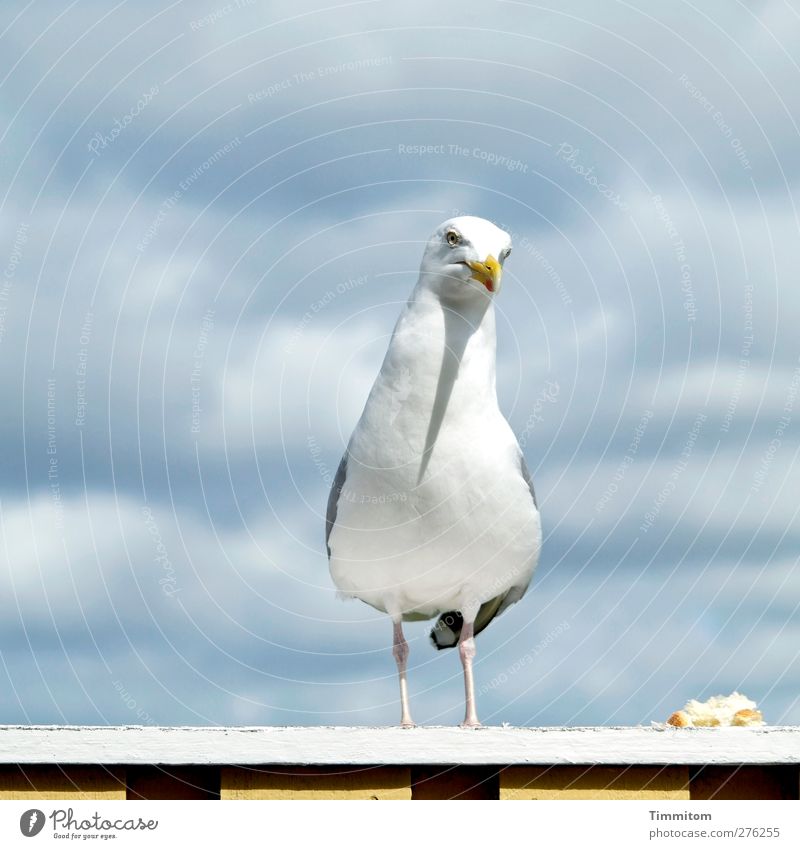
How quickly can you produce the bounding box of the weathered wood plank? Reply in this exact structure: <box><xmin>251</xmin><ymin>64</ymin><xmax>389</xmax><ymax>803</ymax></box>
<box><xmin>0</xmin><ymin>766</ymin><xmax>126</xmax><ymax>799</ymax></box>
<box><xmin>126</xmin><ymin>766</ymin><xmax>220</xmax><ymax>800</ymax></box>
<box><xmin>221</xmin><ymin>766</ymin><xmax>411</xmax><ymax>799</ymax></box>
<box><xmin>1</xmin><ymin>726</ymin><xmax>798</xmax><ymax>766</ymax></box>
<box><xmin>501</xmin><ymin>766</ymin><xmax>690</xmax><ymax>799</ymax></box>
<box><xmin>411</xmin><ymin>766</ymin><xmax>499</xmax><ymax>799</ymax></box>
<box><xmin>690</xmin><ymin>766</ymin><xmax>800</xmax><ymax>800</ymax></box>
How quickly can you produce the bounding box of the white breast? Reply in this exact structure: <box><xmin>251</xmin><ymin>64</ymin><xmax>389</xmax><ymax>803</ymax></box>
<box><xmin>328</xmin><ymin>288</ymin><xmax>541</xmax><ymax>619</ymax></box>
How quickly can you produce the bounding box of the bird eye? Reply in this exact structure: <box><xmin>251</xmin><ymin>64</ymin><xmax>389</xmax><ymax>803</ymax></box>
<box><xmin>502</xmin><ymin>247</ymin><xmax>512</xmax><ymax>260</ymax></box>
<box><xmin>445</xmin><ymin>229</ymin><xmax>461</xmax><ymax>247</ymax></box>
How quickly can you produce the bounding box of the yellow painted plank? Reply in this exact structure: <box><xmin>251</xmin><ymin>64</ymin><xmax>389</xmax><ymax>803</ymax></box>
<box><xmin>221</xmin><ymin>766</ymin><xmax>411</xmax><ymax>799</ymax></box>
<box><xmin>501</xmin><ymin>766</ymin><xmax>690</xmax><ymax>799</ymax></box>
<box><xmin>0</xmin><ymin>766</ymin><xmax>126</xmax><ymax>800</ymax></box>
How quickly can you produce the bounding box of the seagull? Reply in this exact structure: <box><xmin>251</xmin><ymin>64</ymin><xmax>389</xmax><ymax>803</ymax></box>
<box><xmin>326</xmin><ymin>216</ymin><xmax>542</xmax><ymax>727</ymax></box>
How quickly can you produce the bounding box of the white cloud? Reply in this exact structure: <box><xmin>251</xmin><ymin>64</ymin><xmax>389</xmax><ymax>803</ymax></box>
<box><xmin>2</xmin><ymin>0</ymin><xmax>800</xmax><ymax>726</ymax></box>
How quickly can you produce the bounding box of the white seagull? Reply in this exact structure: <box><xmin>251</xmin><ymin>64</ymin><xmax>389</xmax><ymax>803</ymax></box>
<box><xmin>326</xmin><ymin>216</ymin><xmax>542</xmax><ymax>727</ymax></box>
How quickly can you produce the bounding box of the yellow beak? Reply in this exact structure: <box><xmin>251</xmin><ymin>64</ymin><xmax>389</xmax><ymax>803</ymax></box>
<box><xmin>466</xmin><ymin>255</ymin><xmax>502</xmax><ymax>293</ymax></box>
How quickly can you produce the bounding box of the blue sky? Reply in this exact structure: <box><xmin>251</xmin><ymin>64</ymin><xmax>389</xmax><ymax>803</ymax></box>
<box><xmin>1</xmin><ymin>0</ymin><xmax>799</xmax><ymax>727</ymax></box>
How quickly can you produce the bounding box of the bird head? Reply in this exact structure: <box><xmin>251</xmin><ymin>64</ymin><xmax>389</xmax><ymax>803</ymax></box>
<box><xmin>419</xmin><ymin>216</ymin><xmax>512</xmax><ymax>300</ymax></box>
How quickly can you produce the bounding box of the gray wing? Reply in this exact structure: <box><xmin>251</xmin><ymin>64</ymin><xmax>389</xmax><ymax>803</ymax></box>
<box><xmin>494</xmin><ymin>453</ymin><xmax>539</xmax><ymax>615</ymax></box>
<box><xmin>325</xmin><ymin>453</ymin><xmax>348</xmax><ymax>557</ymax></box>
<box><xmin>520</xmin><ymin>454</ymin><xmax>538</xmax><ymax>509</ymax></box>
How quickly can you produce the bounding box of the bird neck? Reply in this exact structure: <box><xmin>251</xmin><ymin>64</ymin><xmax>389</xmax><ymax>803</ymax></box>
<box><xmin>401</xmin><ymin>279</ymin><xmax>498</xmax><ymax>400</ymax></box>
<box><xmin>354</xmin><ymin>278</ymin><xmax>499</xmax><ymax>478</ymax></box>
<box><xmin>399</xmin><ymin>281</ymin><xmax>498</xmax><ymax>481</ymax></box>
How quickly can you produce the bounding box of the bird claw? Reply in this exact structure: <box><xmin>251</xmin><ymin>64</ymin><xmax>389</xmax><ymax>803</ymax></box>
<box><xmin>460</xmin><ymin>719</ymin><xmax>482</xmax><ymax>729</ymax></box>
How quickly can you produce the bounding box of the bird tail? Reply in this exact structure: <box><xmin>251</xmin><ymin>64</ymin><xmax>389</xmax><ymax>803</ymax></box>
<box><xmin>429</xmin><ymin>595</ymin><xmax>506</xmax><ymax>650</ymax></box>
<box><xmin>429</xmin><ymin>610</ymin><xmax>462</xmax><ymax>649</ymax></box>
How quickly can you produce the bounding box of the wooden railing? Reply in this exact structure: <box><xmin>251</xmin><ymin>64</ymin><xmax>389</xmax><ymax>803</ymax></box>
<box><xmin>1</xmin><ymin>726</ymin><xmax>798</xmax><ymax>800</ymax></box>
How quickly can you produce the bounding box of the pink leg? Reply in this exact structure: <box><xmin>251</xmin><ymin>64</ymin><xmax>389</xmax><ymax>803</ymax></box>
<box><xmin>393</xmin><ymin>621</ymin><xmax>414</xmax><ymax>728</ymax></box>
<box><xmin>459</xmin><ymin>621</ymin><xmax>481</xmax><ymax>728</ymax></box>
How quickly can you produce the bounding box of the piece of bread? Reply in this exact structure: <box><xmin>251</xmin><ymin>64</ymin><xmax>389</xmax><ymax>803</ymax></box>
<box><xmin>666</xmin><ymin>692</ymin><xmax>764</xmax><ymax>727</ymax></box>
<box><xmin>732</xmin><ymin>708</ymin><xmax>764</xmax><ymax>727</ymax></box>
<box><xmin>666</xmin><ymin>710</ymin><xmax>692</xmax><ymax>727</ymax></box>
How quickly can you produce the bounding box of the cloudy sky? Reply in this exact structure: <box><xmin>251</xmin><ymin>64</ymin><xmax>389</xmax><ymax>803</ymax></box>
<box><xmin>1</xmin><ymin>0</ymin><xmax>799</xmax><ymax>728</ymax></box>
